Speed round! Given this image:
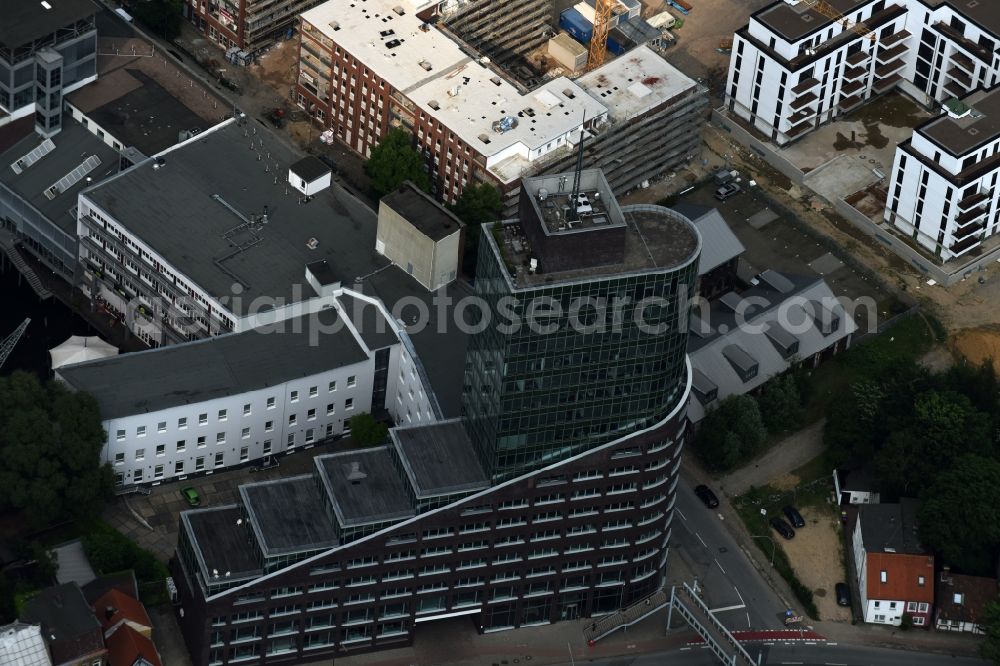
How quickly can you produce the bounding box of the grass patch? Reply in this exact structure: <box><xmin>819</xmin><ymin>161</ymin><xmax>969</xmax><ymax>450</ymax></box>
<box><xmin>799</xmin><ymin>313</ymin><xmax>935</xmax><ymax>424</ymax></box>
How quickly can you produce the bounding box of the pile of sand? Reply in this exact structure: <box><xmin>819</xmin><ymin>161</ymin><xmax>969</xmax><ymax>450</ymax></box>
<box><xmin>952</xmin><ymin>326</ymin><xmax>1000</xmax><ymax>374</ymax></box>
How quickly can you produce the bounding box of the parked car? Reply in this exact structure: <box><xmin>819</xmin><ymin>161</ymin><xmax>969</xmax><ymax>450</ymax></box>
<box><xmin>783</xmin><ymin>505</ymin><xmax>806</xmax><ymax>528</ymax></box>
<box><xmin>181</xmin><ymin>487</ymin><xmax>201</xmax><ymax>507</ymax></box>
<box><xmin>770</xmin><ymin>517</ymin><xmax>795</xmax><ymax>539</ymax></box>
<box><xmin>713</xmin><ymin>167</ymin><xmax>735</xmax><ymax>185</ymax></box>
<box><xmin>694</xmin><ymin>484</ymin><xmax>719</xmax><ymax>508</ymax></box>
<box><xmin>835</xmin><ymin>582</ymin><xmax>851</xmax><ymax>607</ymax></box>
<box><xmin>714</xmin><ymin>182</ymin><xmax>741</xmax><ymax>201</ymax></box>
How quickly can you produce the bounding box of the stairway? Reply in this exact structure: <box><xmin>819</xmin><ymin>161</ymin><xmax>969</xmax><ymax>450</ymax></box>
<box><xmin>584</xmin><ymin>589</ymin><xmax>669</xmax><ymax>643</ymax></box>
<box><xmin>0</xmin><ymin>230</ymin><xmax>52</xmax><ymax>300</ymax></box>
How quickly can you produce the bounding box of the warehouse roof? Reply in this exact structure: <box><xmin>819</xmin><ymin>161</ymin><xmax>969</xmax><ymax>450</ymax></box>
<box><xmin>58</xmin><ymin>308</ymin><xmax>369</xmax><ymax>419</ymax></box>
<box><xmin>0</xmin><ymin>116</ymin><xmax>119</xmax><ymax>234</ymax></box>
<box><xmin>82</xmin><ymin>118</ymin><xmax>389</xmax><ymax>315</ymax></box>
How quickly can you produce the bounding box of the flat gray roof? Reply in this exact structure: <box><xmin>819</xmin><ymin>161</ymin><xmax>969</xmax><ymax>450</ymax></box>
<box><xmin>240</xmin><ymin>475</ymin><xmax>338</xmax><ymax>557</ymax></box>
<box><xmin>380</xmin><ymin>182</ymin><xmax>464</xmax><ymax>242</ymax></box>
<box><xmin>691</xmin><ymin>209</ymin><xmax>745</xmax><ymax>274</ymax></box>
<box><xmin>921</xmin><ymin>87</ymin><xmax>1000</xmax><ymax>157</ymax></box>
<box><xmin>336</xmin><ymin>293</ymin><xmax>399</xmax><ymax>352</ymax></box>
<box><xmin>754</xmin><ymin>0</ymin><xmax>869</xmax><ymax>43</ymax></box>
<box><xmin>858</xmin><ymin>499</ymin><xmax>925</xmax><ymax>554</ymax></box>
<box><xmin>315</xmin><ymin>448</ymin><xmax>415</xmax><ymax>528</ymax></box>
<box><xmin>1</xmin><ymin>0</ymin><xmax>96</xmax><ymax>48</ymax></box>
<box><xmin>182</xmin><ymin>506</ymin><xmax>262</xmax><ymax>582</ymax></box>
<box><xmin>0</xmin><ymin>116</ymin><xmax>119</xmax><ymax>234</ymax></box>
<box><xmin>392</xmin><ymin>419</ymin><xmax>488</xmax><ymax>498</ymax></box>
<box><xmin>58</xmin><ymin>308</ymin><xmax>368</xmax><ymax>419</ymax></box>
<box><xmin>290</xmin><ymin>156</ymin><xmax>330</xmax><ymax>183</ymax></box>
<box><xmin>82</xmin><ymin>119</ymin><xmax>389</xmax><ymax>315</ymax></box>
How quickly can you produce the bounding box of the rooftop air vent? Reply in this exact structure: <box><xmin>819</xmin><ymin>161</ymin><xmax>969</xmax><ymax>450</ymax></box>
<box><xmin>307</xmin><ymin>237</ymin><xmax>319</xmax><ymax>250</ymax></box>
<box><xmin>329</xmin><ymin>20</ymin><xmax>340</xmax><ymax>30</ymax></box>
<box><xmin>419</xmin><ymin>59</ymin><xmax>432</xmax><ymax>71</ymax></box>
<box><xmin>392</xmin><ymin>5</ymin><xmax>405</xmax><ymax>14</ymax></box>
<box><xmin>347</xmin><ymin>461</ymin><xmax>367</xmax><ymax>483</ymax></box>
<box><xmin>428</xmin><ymin>100</ymin><xmax>440</xmax><ymax>110</ymax></box>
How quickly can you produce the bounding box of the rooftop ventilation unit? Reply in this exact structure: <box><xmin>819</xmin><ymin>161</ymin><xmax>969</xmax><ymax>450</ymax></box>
<box><xmin>307</xmin><ymin>237</ymin><xmax>319</xmax><ymax>250</ymax></box>
<box><xmin>347</xmin><ymin>461</ymin><xmax>367</xmax><ymax>483</ymax></box>
<box><xmin>44</xmin><ymin>155</ymin><xmax>101</xmax><ymax>200</ymax></box>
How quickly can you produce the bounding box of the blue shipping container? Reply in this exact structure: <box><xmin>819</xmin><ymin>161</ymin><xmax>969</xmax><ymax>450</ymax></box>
<box><xmin>559</xmin><ymin>8</ymin><xmax>593</xmax><ymax>43</ymax></box>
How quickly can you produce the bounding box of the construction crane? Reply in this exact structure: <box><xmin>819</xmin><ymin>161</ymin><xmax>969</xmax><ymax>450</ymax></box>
<box><xmin>0</xmin><ymin>318</ymin><xmax>30</xmax><ymax>371</ymax></box>
<box><xmin>587</xmin><ymin>0</ymin><xmax>616</xmax><ymax>70</ymax></box>
<box><xmin>800</xmin><ymin>0</ymin><xmax>876</xmax><ymax>41</ymax></box>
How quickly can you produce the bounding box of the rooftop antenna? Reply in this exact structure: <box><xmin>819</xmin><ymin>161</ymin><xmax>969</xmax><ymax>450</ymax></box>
<box><xmin>567</xmin><ymin>112</ymin><xmax>587</xmax><ymax>222</ymax></box>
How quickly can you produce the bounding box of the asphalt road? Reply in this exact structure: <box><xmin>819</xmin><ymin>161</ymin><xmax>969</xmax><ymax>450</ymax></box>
<box><xmin>581</xmin><ymin>642</ymin><xmax>990</xmax><ymax>666</ymax></box>
<box><xmin>673</xmin><ymin>474</ymin><xmax>790</xmax><ymax>632</ymax></box>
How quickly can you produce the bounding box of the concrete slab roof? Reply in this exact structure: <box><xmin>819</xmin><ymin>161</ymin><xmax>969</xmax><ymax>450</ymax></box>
<box><xmin>380</xmin><ymin>182</ymin><xmax>465</xmax><ymax>242</ymax></box>
<box><xmin>1</xmin><ymin>0</ymin><xmax>96</xmax><ymax>48</ymax></box>
<box><xmin>391</xmin><ymin>419</ymin><xmax>488</xmax><ymax>498</ymax></box>
<box><xmin>181</xmin><ymin>506</ymin><xmax>263</xmax><ymax>583</ymax></box>
<box><xmin>240</xmin><ymin>475</ymin><xmax>339</xmax><ymax>557</ymax></box>
<box><xmin>315</xmin><ymin>448</ymin><xmax>415</xmax><ymax>527</ymax></box>
<box><xmin>920</xmin><ymin>87</ymin><xmax>1000</xmax><ymax>157</ymax></box>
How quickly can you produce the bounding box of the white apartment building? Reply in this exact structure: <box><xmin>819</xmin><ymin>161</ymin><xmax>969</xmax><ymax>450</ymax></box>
<box><xmin>885</xmin><ymin>88</ymin><xmax>1000</xmax><ymax>258</ymax></box>
<box><xmin>726</xmin><ymin>0</ymin><xmax>1000</xmax><ymax>145</ymax></box>
<box><xmin>58</xmin><ymin>291</ymin><xmax>438</xmax><ymax>488</ymax></box>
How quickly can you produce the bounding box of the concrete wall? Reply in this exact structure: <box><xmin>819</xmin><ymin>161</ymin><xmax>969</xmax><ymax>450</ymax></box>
<box><xmin>712</xmin><ymin>108</ymin><xmax>805</xmax><ymax>186</ymax></box>
<box><xmin>376</xmin><ymin>201</ymin><xmax>460</xmax><ymax>291</ymax></box>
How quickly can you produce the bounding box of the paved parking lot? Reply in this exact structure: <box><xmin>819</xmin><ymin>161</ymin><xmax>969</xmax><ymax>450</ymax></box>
<box><xmin>678</xmin><ymin>180</ymin><xmax>901</xmax><ymax>334</ymax></box>
<box><xmin>103</xmin><ymin>436</ymin><xmax>357</xmax><ymax>563</ymax></box>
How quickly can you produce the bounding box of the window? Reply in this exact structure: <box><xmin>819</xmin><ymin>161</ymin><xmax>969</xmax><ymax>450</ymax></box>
<box><xmin>179</xmin><ymin>417</ymin><xmax>189</xmax><ymax>429</ymax></box>
<box><xmin>880</xmin><ymin>570</ymin><xmax>887</xmax><ymax>583</ymax></box>
<box><xmin>289</xmin><ymin>414</ymin><xmax>297</xmax><ymax>426</ymax></box>
<box><xmin>241</xmin><ymin>427</ymin><xmax>250</xmax><ymax>439</ymax></box>
<box><xmin>218</xmin><ymin>409</ymin><xmax>227</xmax><ymax>421</ymax></box>
<box><xmin>305</xmin><ymin>429</ymin><xmax>315</xmax><ymax>443</ymax></box>
<box><xmin>327</xmin><ymin>403</ymin><xmax>335</xmax><ymax>416</ymax></box>
<box><xmin>328</xmin><ymin>381</ymin><xmax>337</xmax><ymax>392</ymax></box>
<box><xmin>215</xmin><ymin>452</ymin><xmax>224</xmax><ymax>466</ymax></box>
<box><xmin>263</xmin><ymin>440</ymin><xmax>272</xmax><ymax>455</ymax></box>
<box><xmin>918</xmin><ymin>602</ymin><xmax>929</xmax><ymax>613</ymax></box>
<box><xmin>156</xmin><ymin>444</ymin><xmax>165</xmax><ymax>456</ymax></box>
<box><xmin>177</xmin><ymin>439</ymin><xmax>186</xmax><ymax>453</ymax></box>
<box><xmin>309</xmin><ymin>386</ymin><xmax>318</xmax><ymax>397</ymax></box>
<box><xmin>906</xmin><ymin>601</ymin><xmax>917</xmax><ymax>612</ymax></box>
<box><xmin>918</xmin><ymin>576</ymin><xmax>925</xmax><ymax>586</ymax></box>
<box><xmin>290</xmin><ymin>390</ymin><xmax>299</xmax><ymax>402</ymax></box>
<box><xmin>216</xmin><ymin>432</ymin><xmax>226</xmax><ymax>444</ymax></box>
<box><xmin>265</xmin><ymin>420</ymin><xmax>274</xmax><ymax>432</ymax></box>
<box><xmin>157</xmin><ymin>421</ymin><xmax>167</xmax><ymax>433</ymax></box>
<box><xmin>307</xmin><ymin>408</ymin><xmax>316</xmax><ymax>421</ymax></box>
<box><xmin>116</xmin><ymin>429</ymin><xmax>126</xmax><ymax>441</ymax></box>
<box><xmin>135</xmin><ymin>448</ymin><xmax>145</xmax><ymax>461</ymax></box>
<box><xmin>134</xmin><ymin>469</ymin><xmax>144</xmax><ymax>482</ymax></box>
<box><xmin>196</xmin><ymin>456</ymin><xmax>205</xmax><ymax>471</ymax></box>
<box><xmin>267</xmin><ymin>397</ymin><xmax>275</xmax><ymax>409</ymax></box>
<box><xmin>154</xmin><ymin>464</ymin><xmax>163</xmax><ymax>478</ymax></box>
<box><xmin>114</xmin><ymin>452</ymin><xmax>125</xmax><ymax>464</ymax></box>
<box><xmin>243</xmin><ymin>403</ymin><xmax>251</xmax><ymax>416</ymax></box>
<box><xmin>345</xmin><ymin>398</ymin><xmax>354</xmax><ymax>410</ymax></box>
<box><xmin>136</xmin><ymin>425</ymin><xmax>146</xmax><ymax>437</ymax></box>
<box><xmin>199</xmin><ymin>413</ymin><xmax>208</xmax><ymax>425</ymax></box>
<box><xmin>197</xmin><ymin>436</ymin><xmax>206</xmax><ymax>448</ymax></box>
<box><xmin>175</xmin><ymin>461</ymin><xmax>184</xmax><ymax>474</ymax></box>
<box><xmin>287</xmin><ymin>433</ymin><xmax>296</xmax><ymax>447</ymax></box>
<box><xmin>239</xmin><ymin>447</ymin><xmax>249</xmax><ymax>462</ymax></box>
<box><xmin>347</xmin><ymin>375</ymin><xmax>357</xmax><ymax>387</ymax></box>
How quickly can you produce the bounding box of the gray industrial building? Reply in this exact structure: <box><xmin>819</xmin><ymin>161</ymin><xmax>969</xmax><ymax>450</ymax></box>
<box><xmin>0</xmin><ymin>0</ymin><xmax>98</xmax><ymax>136</ymax></box>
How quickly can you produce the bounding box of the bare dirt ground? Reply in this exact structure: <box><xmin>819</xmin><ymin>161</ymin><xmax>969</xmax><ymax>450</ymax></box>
<box><xmin>781</xmin><ymin>506</ymin><xmax>852</xmax><ymax>622</ymax></box>
<box><xmin>952</xmin><ymin>326</ymin><xmax>1000</xmax><ymax>375</ymax></box>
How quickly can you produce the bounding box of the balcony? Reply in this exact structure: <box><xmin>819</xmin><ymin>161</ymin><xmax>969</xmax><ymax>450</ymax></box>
<box><xmin>875</xmin><ymin>58</ymin><xmax>905</xmax><ymax>78</ymax></box>
<box><xmin>843</xmin><ymin>64</ymin><xmax>867</xmax><ymax>81</ymax></box>
<box><xmin>955</xmin><ymin>205</ymin><xmax>987</xmax><ymax>227</ymax></box>
<box><xmin>953</xmin><ymin>218</ymin><xmax>985</xmax><ymax>239</ymax></box>
<box><xmin>950</xmin><ymin>51</ymin><xmax>975</xmax><ymax>74</ymax></box>
<box><xmin>846</xmin><ymin>50</ymin><xmax>870</xmax><ymax>66</ymax></box>
<box><xmin>841</xmin><ymin>79</ymin><xmax>865</xmax><ymax>97</ymax></box>
<box><xmin>933</xmin><ymin>22</ymin><xmax>992</xmax><ymax>63</ymax></box>
<box><xmin>876</xmin><ymin>42</ymin><xmax>908</xmax><ymax>63</ymax></box>
<box><xmin>945</xmin><ymin>80</ymin><xmax>968</xmax><ymax>98</ymax></box>
<box><xmin>881</xmin><ymin>29</ymin><xmax>911</xmax><ymax>47</ymax></box>
<box><xmin>950</xmin><ymin>233</ymin><xmax>982</xmax><ymax>255</ymax></box>
<box><xmin>946</xmin><ymin>66</ymin><xmax>973</xmax><ymax>88</ymax></box>
<box><xmin>791</xmin><ymin>77</ymin><xmax>819</xmax><ymax>95</ymax></box>
<box><xmin>785</xmin><ymin>120</ymin><xmax>813</xmax><ymax>139</ymax></box>
<box><xmin>873</xmin><ymin>73</ymin><xmax>902</xmax><ymax>92</ymax></box>
<box><xmin>958</xmin><ymin>190</ymin><xmax>989</xmax><ymax>210</ymax></box>
<box><xmin>786</xmin><ymin>107</ymin><xmax>816</xmax><ymax>125</ymax></box>
<box><xmin>790</xmin><ymin>91</ymin><xmax>818</xmax><ymax>110</ymax></box>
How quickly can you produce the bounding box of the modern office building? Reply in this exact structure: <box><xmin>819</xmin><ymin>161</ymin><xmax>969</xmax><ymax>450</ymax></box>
<box><xmin>885</xmin><ymin>88</ymin><xmax>1000</xmax><ymax>259</ymax></box>
<box><xmin>76</xmin><ymin>117</ymin><xmax>386</xmax><ymax>347</ymax></box>
<box><xmin>1</xmin><ymin>0</ymin><xmax>98</xmax><ymax>136</ymax></box>
<box><xmin>58</xmin><ymin>292</ymin><xmax>436</xmax><ymax>489</ymax></box>
<box><xmin>725</xmin><ymin>0</ymin><xmax>1000</xmax><ymax>146</ymax></box>
<box><xmin>168</xmin><ymin>168</ymin><xmax>701</xmax><ymax>665</ymax></box>
<box><xmin>295</xmin><ymin>0</ymin><xmax>705</xmax><ymax>209</ymax></box>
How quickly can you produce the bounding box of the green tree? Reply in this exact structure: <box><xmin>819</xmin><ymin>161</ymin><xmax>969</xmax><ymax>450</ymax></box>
<box><xmin>981</xmin><ymin>599</ymin><xmax>1000</xmax><ymax>665</ymax></box>
<box><xmin>348</xmin><ymin>412</ymin><xmax>388</xmax><ymax>448</ymax></box>
<box><xmin>131</xmin><ymin>0</ymin><xmax>183</xmax><ymax>40</ymax></box>
<box><xmin>918</xmin><ymin>455</ymin><xmax>1000</xmax><ymax>574</ymax></box>
<box><xmin>756</xmin><ymin>373</ymin><xmax>803</xmax><ymax>434</ymax></box>
<box><xmin>366</xmin><ymin>128</ymin><xmax>430</xmax><ymax>198</ymax></box>
<box><xmin>695</xmin><ymin>395</ymin><xmax>767</xmax><ymax>472</ymax></box>
<box><xmin>450</xmin><ymin>183</ymin><xmax>502</xmax><ymax>277</ymax></box>
<box><xmin>0</xmin><ymin>372</ymin><xmax>113</xmax><ymax>528</ymax></box>
<box><xmin>82</xmin><ymin>522</ymin><xmax>167</xmax><ymax>584</ymax></box>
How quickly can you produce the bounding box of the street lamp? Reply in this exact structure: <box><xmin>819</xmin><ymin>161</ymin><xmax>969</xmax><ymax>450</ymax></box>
<box><xmin>750</xmin><ymin>535</ymin><xmax>775</xmax><ymax>567</ymax></box>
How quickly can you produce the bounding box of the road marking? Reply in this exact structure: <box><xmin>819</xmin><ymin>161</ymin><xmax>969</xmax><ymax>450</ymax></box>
<box><xmin>827</xmin><ymin>642</ymin><xmax>837</xmax><ymax>646</ymax></box>
<box><xmin>717</xmin><ymin>512</ymin><xmax>725</xmax><ymax>521</ymax></box>
<box><xmin>677</xmin><ymin>508</ymin><xmax>687</xmax><ymax>522</ymax></box>
<box><xmin>746</xmin><ymin>611</ymin><xmax>751</xmax><ymax>629</ymax></box>
<box><xmin>714</xmin><ymin>558</ymin><xmax>727</xmax><ymax>574</ymax></box>
<box><xmin>825</xmin><ymin>662</ymin><xmax>847</xmax><ymax>665</ymax></box>
<box><xmin>780</xmin><ymin>662</ymin><xmax>803</xmax><ymax>665</ymax></box>
<box><xmin>733</xmin><ymin>587</ymin><xmax>746</xmax><ymax>605</ymax></box>
<box><xmin>709</xmin><ymin>604</ymin><xmax>746</xmax><ymax>613</ymax></box>
<box><xmin>696</xmin><ymin>532</ymin><xmax>707</xmax><ymax>547</ymax></box>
